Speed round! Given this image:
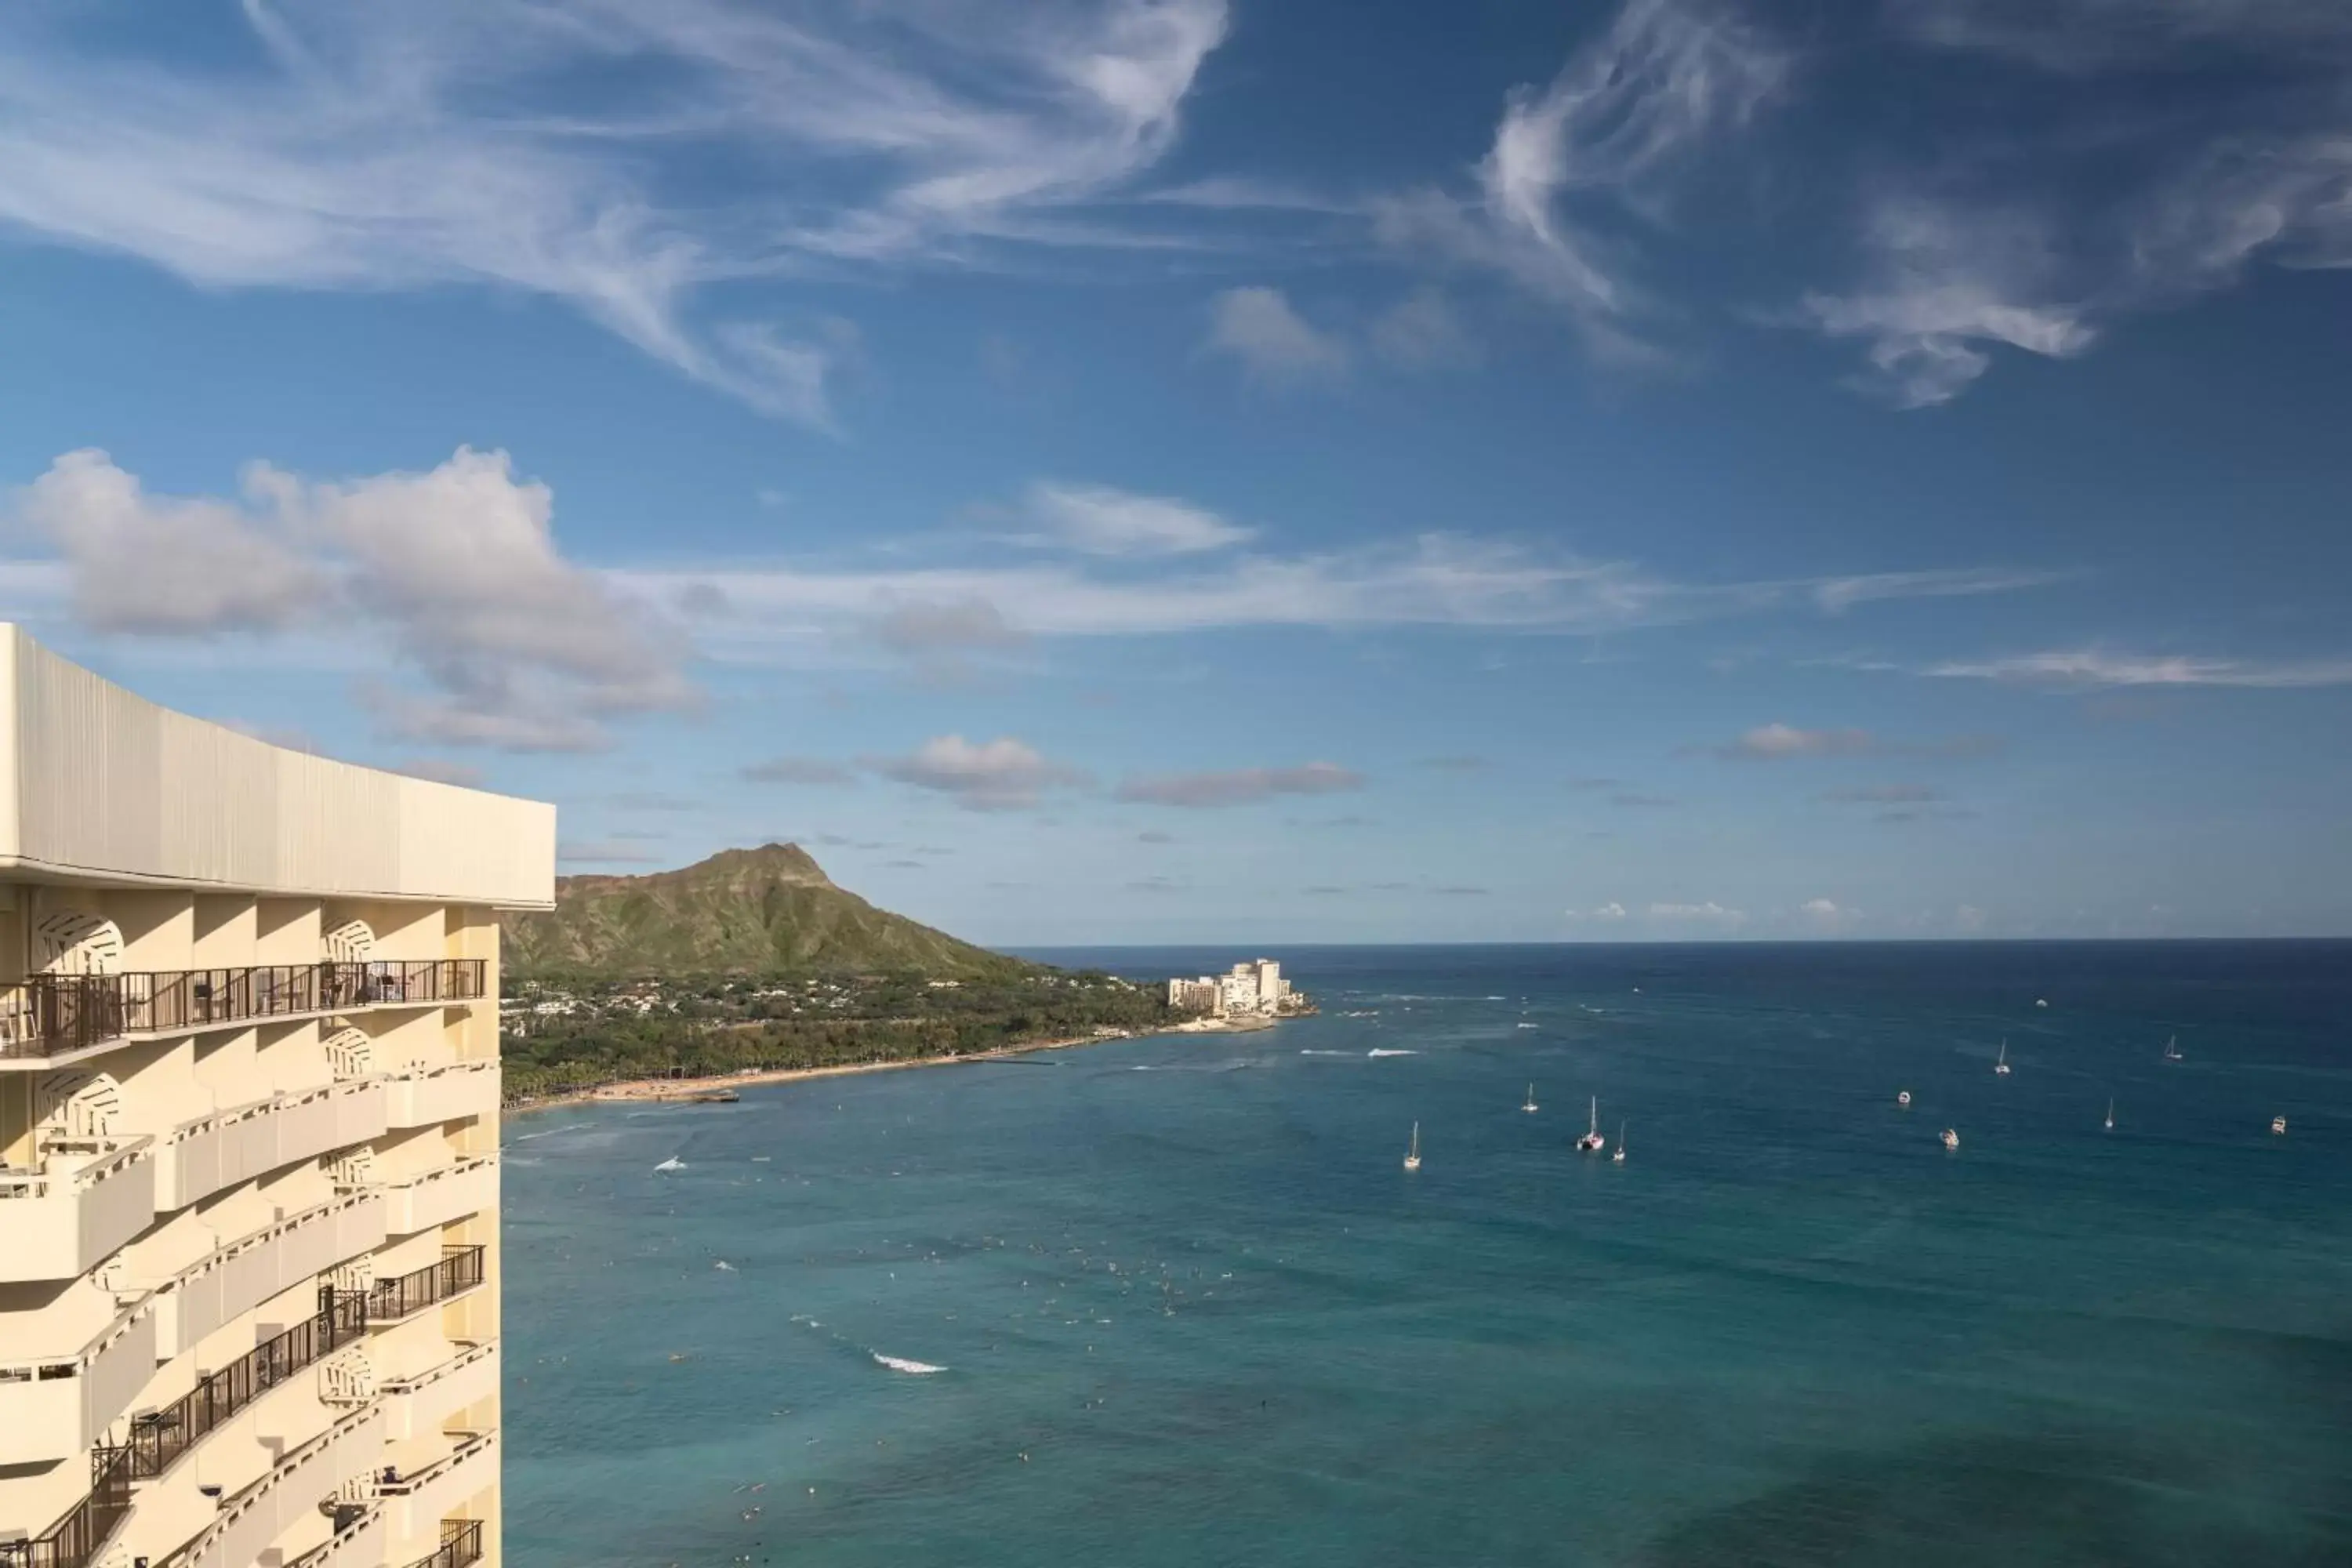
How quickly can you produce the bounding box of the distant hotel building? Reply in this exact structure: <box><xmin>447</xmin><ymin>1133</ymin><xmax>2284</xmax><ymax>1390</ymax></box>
<box><xmin>0</xmin><ymin>628</ymin><xmax>553</xmax><ymax>1568</ymax></box>
<box><xmin>1167</xmin><ymin>958</ymin><xmax>1294</xmax><ymax>1018</ymax></box>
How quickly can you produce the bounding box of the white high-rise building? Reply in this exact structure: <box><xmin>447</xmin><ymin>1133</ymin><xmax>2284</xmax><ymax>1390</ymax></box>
<box><xmin>0</xmin><ymin>627</ymin><xmax>554</xmax><ymax>1568</ymax></box>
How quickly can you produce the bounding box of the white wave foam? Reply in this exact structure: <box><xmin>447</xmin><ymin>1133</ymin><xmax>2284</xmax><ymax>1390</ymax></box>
<box><xmin>870</xmin><ymin>1352</ymin><xmax>947</xmax><ymax>1375</ymax></box>
<box><xmin>1299</xmin><ymin>1049</ymin><xmax>1352</xmax><ymax>1057</ymax></box>
<box><xmin>510</xmin><ymin>1123</ymin><xmax>588</xmax><ymax>1142</ymax></box>
<box><xmin>1367</xmin><ymin>1048</ymin><xmax>1418</xmax><ymax>1058</ymax></box>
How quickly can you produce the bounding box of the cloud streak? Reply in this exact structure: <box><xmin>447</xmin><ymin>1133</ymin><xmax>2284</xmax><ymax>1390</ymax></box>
<box><xmin>1117</xmin><ymin>761</ymin><xmax>1363</xmax><ymax>808</ymax></box>
<box><xmin>1926</xmin><ymin>649</ymin><xmax>2352</xmax><ymax>689</ymax></box>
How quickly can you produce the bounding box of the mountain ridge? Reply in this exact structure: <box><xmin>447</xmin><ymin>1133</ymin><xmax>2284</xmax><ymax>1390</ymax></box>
<box><xmin>499</xmin><ymin>842</ymin><xmax>1021</xmax><ymax>978</ymax></box>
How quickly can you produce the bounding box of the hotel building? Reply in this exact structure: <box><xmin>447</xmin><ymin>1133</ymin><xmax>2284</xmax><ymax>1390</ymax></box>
<box><xmin>1166</xmin><ymin>959</ymin><xmax>1290</xmax><ymax>1018</ymax></box>
<box><xmin>0</xmin><ymin>628</ymin><xmax>554</xmax><ymax>1568</ymax></box>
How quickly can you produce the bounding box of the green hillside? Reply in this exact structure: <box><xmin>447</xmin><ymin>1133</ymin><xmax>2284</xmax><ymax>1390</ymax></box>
<box><xmin>499</xmin><ymin>843</ymin><xmax>1023</xmax><ymax>978</ymax></box>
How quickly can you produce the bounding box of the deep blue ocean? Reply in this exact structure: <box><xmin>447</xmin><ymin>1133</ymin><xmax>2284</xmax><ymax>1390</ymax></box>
<box><xmin>502</xmin><ymin>943</ymin><xmax>2352</xmax><ymax>1566</ymax></box>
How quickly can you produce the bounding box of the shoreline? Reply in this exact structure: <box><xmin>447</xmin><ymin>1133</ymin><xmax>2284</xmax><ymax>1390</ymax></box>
<box><xmin>501</xmin><ymin>1007</ymin><xmax>1316</xmax><ymax>1120</ymax></box>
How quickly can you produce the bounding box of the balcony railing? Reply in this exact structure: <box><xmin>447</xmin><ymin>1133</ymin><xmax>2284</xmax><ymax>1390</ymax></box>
<box><xmin>405</xmin><ymin>1520</ymin><xmax>485</xmax><ymax>1568</ymax></box>
<box><xmin>0</xmin><ymin>1444</ymin><xmax>130</xmax><ymax>1568</ymax></box>
<box><xmin>366</xmin><ymin>1245</ymin><xmax>487</xmax><ymax>1324</ymax></box>
<box><xmin>0</xmin><ymin>960</ymin><xmax>488</xmax><ymax>1060</ymax></box>
<box><xmin>127</xmin><ymin>1288</ymin><xmax>368</xmax><ymax>1482</ymax></box>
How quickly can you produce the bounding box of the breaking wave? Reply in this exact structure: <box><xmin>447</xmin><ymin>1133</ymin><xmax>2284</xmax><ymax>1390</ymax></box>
<box><xmin>871</xmin><ymin>1352</ymin><xmax>947</xmax><ymax>1375</ymax></box>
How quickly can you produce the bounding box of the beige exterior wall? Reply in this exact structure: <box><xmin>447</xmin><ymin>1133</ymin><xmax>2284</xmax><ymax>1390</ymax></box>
<box><xmin>0</xmin><ymin>630</ymin><xmax>549</xmax><ymax>1568</ymax></box>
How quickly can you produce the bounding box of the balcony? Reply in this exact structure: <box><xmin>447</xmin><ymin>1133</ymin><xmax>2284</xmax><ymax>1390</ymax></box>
<box><xmin>0</xmin><ymin>1446</ymin><xmax>130</xmax><ymax>1568</ymax></box>
<box><xmin>379</xmin><ymin>1159</ymin><xmax>496</xmax><ymax>1236</ymax></box>
<box><xmin>287</xmin><ymin>1508</ymin><xmax>384</xmax><ymax>1568</ymax></box>
<box><xmin>158</xmin><ymin>1081</ymin><xmax>387</xmax><ymax>1211</ymax></box>
<box><xmin>153</xmin><ymin>1193</ymin><xmax>386</xmax><ymax>1358</ymax></box>
<box><xmin>378</xmin><ymin>1431</ymin><xmax>496</xmax><ymax>1549</ymax></box>
<box><xmin>382</xmin><ymin>1062</ymin><xmax>499</xmax><ymax>1130</ymax></box>
<box><xmin>379</xmin><ymin>1341</ymin><xmax>497</xmax><ymax>1440</ymax></box>
<box><xmin>124</xmin><ymin>1291</ymin><xmax>367</xmax><ymax>1483</ymax></box>
<box><xmin>404</xmin><ymin>1519</ymin><xmax>485</xmax><ymax>1568</ymax></box>
<box><xmin>171</xmin><ymin>1406</ymin><xmax>383</xmax><ymax>1568</ymax></box>
<box><xmin>365</xmin><ymin>1246</ymin><xmax>486</xmax><ymax>1326</ymax></box>
<box><xmin>0</xmin><ymin>960</ymin><xmax>488</xmax><ymax>1064</ymax></box>
<box><xmin>0</xmin><ymin>1301</ymin><xmax>158</xmax><ymax>1467</ymax></box>
<box><xmin>0</xmin><ymin>1136</ymin><xmax>157</xmax><ymax>1283</ymax></box>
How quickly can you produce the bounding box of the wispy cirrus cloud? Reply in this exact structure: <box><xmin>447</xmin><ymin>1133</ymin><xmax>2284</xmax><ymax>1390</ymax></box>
<box><xmin>1795</xmin><ymin>2</ymin><xmax>2352</xmax><ymax>405</ymax></box>
<box><xmin>1015</xmin><ymin>481</ymin><xmax>1252</xmax><ymax>557</ymax></box>
<box><xmin>1377</xmin><ymin>0</ymin><xmax>1789</xmax><ymax>345</ymax></box>
<box><xmin>0</xmin><ymin>0</ymin><xmax>1232</xmax><ymax>426</ymax></box>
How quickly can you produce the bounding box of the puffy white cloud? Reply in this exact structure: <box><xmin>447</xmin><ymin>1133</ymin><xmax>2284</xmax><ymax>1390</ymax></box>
<box><xmin>1566</xmin><ymin>901</ymin><xmax>1629</xmax><ymax>922</ymax></box>
<box><xmin>11</xmin><ymin>445</ymin><xmax>693</xmax><ymax>751</ymax></box>
<box><xmin>1370</xmin><ymin>288</ymin><xmax>1479</xmax><ymax>368</ymax></box>
<box><xmin>863</xmin><ymin>735</ymin><xmax>1088</xmax><ymax>811</ymax></box>
<box><xmin>1203</xmin><ymin>287</ymin><xmax>1351</xmax><ymax>383</ymax></box>
<box><xmin>1116</xmin><ymin>761</ymin><xmax>1362</xmax><ymax>808</ymax></box>
<box><xmin>1649</xmin><ymin>899</ymin><xmax>1747</xmax><ymax>927</ymax></box>
<box><xmin>17</xmin><ymin>449</ymin><xmax>321</xmax><ymax>635</ymax></box>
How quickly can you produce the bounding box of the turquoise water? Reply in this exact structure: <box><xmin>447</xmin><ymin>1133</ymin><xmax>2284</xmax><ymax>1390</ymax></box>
<box><xmin>503</xmin><ymin>943</ymin><xmax>2352</xmax><ymax>1566</ymax></box>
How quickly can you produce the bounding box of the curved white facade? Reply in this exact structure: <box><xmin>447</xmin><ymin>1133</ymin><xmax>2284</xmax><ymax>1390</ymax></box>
<box><xmin>0</xmin><ymin>627</ymin><xmax>546</xmax><ymax>1568</ymax></box>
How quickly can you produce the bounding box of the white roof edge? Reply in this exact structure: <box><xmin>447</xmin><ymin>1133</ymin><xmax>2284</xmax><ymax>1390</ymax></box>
<box><xmin>0</xmin><ymin>624</ymin><xmax>557</xmax><ymax>907</ymax></box>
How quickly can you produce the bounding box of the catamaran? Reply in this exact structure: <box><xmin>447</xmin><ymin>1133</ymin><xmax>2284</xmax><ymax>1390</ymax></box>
<box><xmin>1577</xmin><ymin>1097</ymin><xmax>1606</xmax><ymax>1152</ymax></box>
<box><xmin>1403</xmin><ymin>1122</ymin><xmax>1422</xmax><ymax>1172</ymax></box>
<box><xmin>1523</xmin><ymin>1083</ymin><xmax>1539</xmax><ymax>1114</ymax></box>
<box><xmin>1994</xmin><ymin>1039</ymin><xmax>2011</xmax><ymax>1076</ymax></box>
<box><xmin>1611</xmin><ymin>1122</ymin><xmax>1627</xmax><ymax>1165</ymax></box>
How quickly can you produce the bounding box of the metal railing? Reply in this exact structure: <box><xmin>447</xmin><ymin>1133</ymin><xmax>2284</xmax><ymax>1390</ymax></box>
<box><xmin>126</xmin><ymin>1289</ymin><xmax>368</xmax><ymax>1481</ymax></box>
<box><xmin>0</xmin><ymin>960</ymin><xmax>487</xmax><ymax>1059</ymax></box>
<box><xmin>0</xmin><ymin>1444</ymin><xmax>130</xmax><ymax>1568</ymax></box>
<box><xmin>366</xmin><ymin>1245</ymin><xmax>487</xmax><ymax>1323</ymax></box>
<box><xmin>405</xmin><ymin>1520</ymin><xmax>484</xmax><ymax>1568</ymax></box>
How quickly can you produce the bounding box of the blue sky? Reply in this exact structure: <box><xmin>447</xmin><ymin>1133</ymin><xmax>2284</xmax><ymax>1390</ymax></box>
<box><xmin>1</xmin><ymin>0</ymin><xmax>2347</xmax><ymax>943</ymax></box>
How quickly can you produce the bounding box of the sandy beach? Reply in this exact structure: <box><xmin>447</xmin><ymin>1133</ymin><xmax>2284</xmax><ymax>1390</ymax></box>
<box><xmin>503</xmin><ymin>1029</ymin><xmax>1142</xmax><ymax>1118</ymax></box>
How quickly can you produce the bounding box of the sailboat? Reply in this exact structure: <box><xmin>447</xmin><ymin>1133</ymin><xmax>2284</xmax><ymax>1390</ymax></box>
<box><xmin>1611</xmin><ymin>1122</ymin><xmax>1627</xmax><ymax>1165</ymax></box>
<box><xmin>2164</xmin><ymin>1035</ymin><xmax>2183</xmax><ymax>1062</ymax></box>
<box><xmin>1577</xmin><ymin>1097</ymin><xmax>1606</xmax><ymax>1152</ymax></box>
<box><xmin>2104</xmin><ymin>1098</ymin><xmax>2114</xmax><ymax>1131</ymax></box>
<box><xmin>1403</xmin><ymin>1122</ymin><xmax>1421</xmax><ymax>1172</ymax></box>
<box><xmin>1994</xmin><ymin>1039</ymin><xmax>2011</xmax><ymax>1076</ymax></box>
<box><xmin>1523</xmin><ymin>1083</ymin><xmax>1539</xmax><ymax>1114</ymax></box>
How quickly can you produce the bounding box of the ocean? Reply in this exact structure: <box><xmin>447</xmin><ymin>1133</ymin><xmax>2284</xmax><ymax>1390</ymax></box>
<box><xmin>500</xmin><ymin>942</ymin><xmax>2352</xmax><ymax>1566</ymax></box>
